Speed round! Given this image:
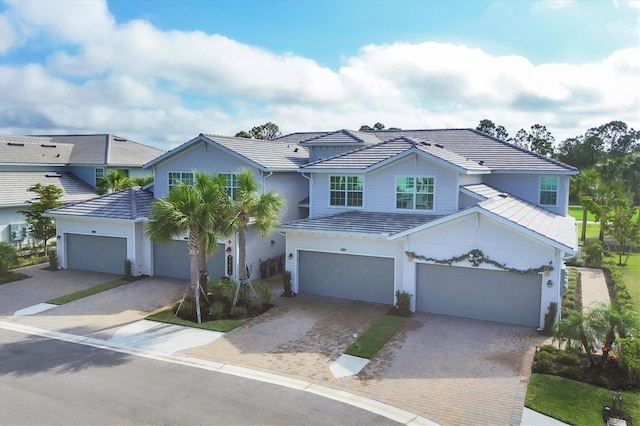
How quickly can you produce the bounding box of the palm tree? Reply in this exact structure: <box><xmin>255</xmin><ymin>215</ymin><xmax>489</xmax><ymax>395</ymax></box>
<box><xmin>131</xmin><ymin>175</ymin><xmax>154</xmax><ymax>187</ymax></box>
<box><xmin>572</xmin><ymin>169</ymin><xmax>599</xmax><ymax>243</ymax></box>
<box><xmin>226</xmin><ymin>169</ymin><xmax>285</xmax><ymax>305</ymax></box>
<box><xmin>146</xmin><ymin>171</ymin><xmax>228</xmax><ymax>323</ymax></box>
<box><xmin>97</xmin><ymin>170</ymin><xmax>132</xmax><ymax>195</ymax></box>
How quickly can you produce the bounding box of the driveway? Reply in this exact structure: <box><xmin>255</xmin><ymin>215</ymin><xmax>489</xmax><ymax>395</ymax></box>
<box><xmin>185</xmin><ymin>294</ymin><xmax>547</xmax><ymax>425</ymax></box>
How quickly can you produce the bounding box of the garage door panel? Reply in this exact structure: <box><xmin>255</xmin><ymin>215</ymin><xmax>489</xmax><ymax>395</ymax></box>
<box><xmin>66</xmin><ymin>234</ymin><xmax>127</xmax><ymax>274</ymax></box>
<box><xmin>298</xmin><ymin>251</ymin><xmax>394</xmax><ymax>304</ymax></box>
<box><xmin>416</xmin><ymin>264</ymin><xmax>541</xmax><ymax>326</ymax></box>
<box><xmin>153</xmin><ymin>241</ymin><xmax>224</xmax><ymax>280</ymax></box>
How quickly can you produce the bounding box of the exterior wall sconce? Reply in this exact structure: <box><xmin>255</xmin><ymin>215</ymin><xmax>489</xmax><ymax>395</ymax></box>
<box><xmin>270</xmin><ymin>240</ymin><xmax>275</xmax><ymax>246</ymax></box>
<box><xmin>288</xmin><ymin>253</ymin><xmax>293</xmax><ymax>259</ymax></box>
<box><xmin>340</xmin><ymin>248</ymin><xmax>347</xmax><ymax>252</ymax></box>
<box><xmin>91</xmin><ymin>230</ymin><xmax>96</xmax><ymax>234</ymax></box>
<box><xmin>56</xmin><ymin>235</ymin><xmax>61</xmax><ymax>239</ymax></box>
<box><xmin>547</xmin><ymin>280</ymin><xmax>553</xmax><ymax>288</ymax></box>
<box><xmin>226</xmin><ymin>246</ymin><xmax>232</xmax><ymax>253</ymax></box>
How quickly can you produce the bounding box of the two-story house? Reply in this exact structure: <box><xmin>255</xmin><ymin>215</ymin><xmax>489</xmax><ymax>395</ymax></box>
<box><xmin>47</xmin><ymin>129</ymin><xmax>577</xmax><ymax>328</ymax></box>
<box><xmin>0</xmin><ymin>134</ymin><xmax>163</xmax><ymax>245</ymax></box>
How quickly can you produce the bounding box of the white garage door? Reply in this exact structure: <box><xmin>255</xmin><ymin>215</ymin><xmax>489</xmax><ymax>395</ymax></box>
<box><xmin>416</xmin><ymin>264</ymin><xmax>541</xmax><ymax>326</ymax></box>
<box><xmin>298</xmin><ymin>251</ymin><xmax>394</xmax><ymax>304</ymax></box>
<box><xmin>66</xmin><ymin>234</ymin><xmax>127</xmax><ymax>275</ymax></box>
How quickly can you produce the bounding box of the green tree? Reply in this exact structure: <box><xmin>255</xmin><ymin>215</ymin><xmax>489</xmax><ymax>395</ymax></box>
<box><xmin>555</xmin><ymin>134</ymin><xmax>604</xmax><ymax>170</ymax></box>
<box><xmin>131</xmin><ymin>175</ymin><xmax>154</xmax><ymax>187</ymax></box>
<box><xmin>475</xmin><ymin>119</ymin><xmax>509</xmax><ymax>141</ymax></box>
<box><xmin>512</xmin><ymin>124</ymin><xmax>555</xmax><ymax>156</ymax></box>
<box><xmin>19</xmin><ymin>184</ymin><xmax>63</xmax><ymax>254</ymax></box>
<box><xmin>0</xmin><ymin>241</ymin><xmax>18</xmax><ymax>274</ymax></box>
<box><xmin>224</xmin><ymin>169</ymin><xmax>285</xmax><ymax>305</ymax></box>
<box><xmin>589</xmin><ymin>120</ymin><xmax>639</xmax><ymax>157</ymax></box>
<box><xmin>146</xmin><ymin>171</ymin><xmax>229</xmax><ymax>323</ymax></box>
<box><xmin>603</xmin><ymin>196</ymin><xmax>640</xmax><ymax>265</ymax></box>
<box><xmin>554</xmin><ymin>310</ymin><xmax>596</xmax><ymax>365</ymax></box>
<box><xmin>97</xmin><ymin>170</ymin><xmax>132</xmax><ymax>195</ymax></box>
<box><xmin>571</xmin><ymin>169</ymin><xmax>600</xmax><ymax>243</ymax></box>
<box><xmin>588</xmin><ymin>302</ymin><xmax>640</xmax><ymax>367</ymax></box>
<box><xmin>235</xmin><ymin>122</ymin><xmax>281</xmax><ymax>140</ymax></box>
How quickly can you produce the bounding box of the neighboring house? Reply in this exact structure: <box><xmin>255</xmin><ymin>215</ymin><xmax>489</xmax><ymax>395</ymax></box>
<box><xmin>47</xmin><ymin>129</ymin><xmax>577</xmax><ymax>328</ymax></box>
<box><xmin>0</xmin><ymin>134</ymin><xmax>163</xmax><ymax>245</ymax></box>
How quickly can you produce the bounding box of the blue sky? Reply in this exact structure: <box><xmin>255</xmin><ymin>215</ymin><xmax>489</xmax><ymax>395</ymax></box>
<box><xmin>1</xmin><ymin>0</ymin><xmax>638</xmax><ymax>149</ymax></box>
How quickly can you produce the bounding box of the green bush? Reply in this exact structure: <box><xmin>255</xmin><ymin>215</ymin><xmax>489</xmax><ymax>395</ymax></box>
<box><xmin>395</xmin><ymin>290</ymin><xmax>412</xmax><ymax>313</ymax></box>
<box><xmin>584</xmin><ymin>240</ymin><xmax>603</xmax><ymax>267</ymax></box>
<box><xmin>48</xmin><ymin>249</ymin><xmax>58</xmax><ymax>270</ymax></box>
<box><xmin>558</xmin><ymin>366</ymin><xmax>583</xmax><ymax>380</ymax></box>
<box><xmin>536</xmin><ymin>351</ymin><xmax>555</xmax><ymax>364</ymax></box>
<box><xmin>533</xmin><ymin>358</ymin><xmax>554</xmax><ymax>374</ymax></box>
<box><xmin>556</xmin><ymin>351</ymin><xmax>581</xmax><ymax>366</ymax></box>
<box><xmin>231</xmin><ymin>306</ymin><xmax>247</xmax><ymax>318</ymax></box>
<box><xmin>209</xmin><ymin>301</ymin><xmax>226</xmax><ymax>319</ymax></box>
<box><xmin>124</xmin><ymin>259</ymin><xmax>132</xmax><ymax>279</ymax></box>
<box><xmin>0</xmin><ymin>242</ymin><xmax>18</xmax><ymax>274</ymax></box>
<box><xmin>539</xmin><ymin>344</ymin><xmax>559</xmax><ymax>354</ymax></box>
<box><xmin>209</xmin><ymin>279</ymin><xmax>236</xmax><ymax>300</ymax></box>
<box><xmin>563</xmin><ymin>300</ymin><xmax>575</xmax><ymax>310</ymax></box>
<box><xmin>282</xmin><ymin>270</ymin><xmax>293</xmax><ymax>297</ymax></box>
<box><xmin>543</xmin><ymin>302</ymin><xmax>558</xmax><ymax>335</ymax></box>
<box><xmin>255</xmin><ymin>282</ymin><xmax>271</xmax><ymax>304</ymax></box>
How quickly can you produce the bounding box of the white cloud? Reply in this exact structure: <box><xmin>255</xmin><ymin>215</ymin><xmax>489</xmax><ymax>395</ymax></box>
<box><xmin>0</xmin><ymin>0</ymin><xmax>638</xmax><ymax>149</ymax></box>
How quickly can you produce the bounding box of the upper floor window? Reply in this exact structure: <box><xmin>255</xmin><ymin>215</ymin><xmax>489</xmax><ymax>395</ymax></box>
<box><xmin>95</xmin><ymin>167</ymin><xmax>104</xmax><ymax>186</ymax></box>
<box><xmin>168</xmin><ymin>172</ymin><xmax>194</xmax><ymax>191</ymax></box>
<box><xmin>117</xmin><ymin>168</ymin><xmax>130</xmax><ymax>178</ymax></box>
<box><xmin>221</xmin><ymin>173</ymin><xmax>239</xmax><ymax>200</ymax></box>
<box><xmin>330</xmin><ymin>175</ymin><xmax>363</xmax><ymax>207</ymax></box>
<box><xmin>539</xmin><ymin>176</ymin><xmax>558</xmax><ymax>205</ymax></box>
<box><xmin>396</xmin><ymin>176</ymin><xmax>435</xmax><ymax>210</ymax></box>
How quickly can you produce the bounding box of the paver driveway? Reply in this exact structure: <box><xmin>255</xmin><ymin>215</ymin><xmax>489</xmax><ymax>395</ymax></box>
<box><xmin>185</xmin><ymin>294</ymin><xmax>547</xmax><ymax>425</ymax></box>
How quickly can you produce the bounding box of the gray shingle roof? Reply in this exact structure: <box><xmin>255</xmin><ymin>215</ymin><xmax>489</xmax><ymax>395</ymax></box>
<box><xmin>0</xmin><ymin>171</ymin><xmax>97</xmax><ymax>206</ymax></box>
<box><xmin>46</xmin><ymin>187</ymin><xmax>154</xmax><ymax>220</ymax></box>
<box><xmin>279</xmin><ymin>210</ymin><xmax>442</xmax><ymax>236</ymax></box>
<box><xmin>372</xmin><ymin>129</ymin><xmax>577</xmax><ymax>173</ymax></box>
<box><xmin>302</xmin><ymin>137</ymin><xmax>490</xmax><ymax>173</ymax></box>
<box><xmin>0</xmin><ymin>134</ymin><xmax>164</xmax><ymax>166</ymax></box>
<box><xmin>273</xmin><ymin>131</ymin><xmax>329</xmax><ymax>144</ymax></box>
<box><xmin>463</xmin><ymin>184</ymin><xmax>576</xmax><ymax>250</ymax></box>
<box><xmin>299</xmin><ymin>129</ymin><xmax>383</xmax><ymax>146</ymax></box>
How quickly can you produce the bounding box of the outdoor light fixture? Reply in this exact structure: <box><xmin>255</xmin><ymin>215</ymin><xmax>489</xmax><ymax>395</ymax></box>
<box><xmin>226</xmin><ymin>246</ymin><xmax>232</xmax><ymax>253</ymax></box>
<box><xmin>547</xmin><ymin>280</ymin><xmax>553</xmax><ymax>288</ymax></box>
<box><xmin>353</xmin><ymin>333</ymin><xmax>358</xmax><ymax>349</ymax></box>
<box><xmin>288</xmin><ymin>253</ymin><xmax>293</xmax><ymax>259</ymax></box>
<box><xmin>270</xmin><ymin>240</ymin><xmax>275</xmax><ymax>246</ymax></box>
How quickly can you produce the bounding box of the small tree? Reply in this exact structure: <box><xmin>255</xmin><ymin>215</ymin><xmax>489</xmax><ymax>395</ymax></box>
<box><xmin>0</xmin><ymin>241</ymin><xmax>18</xmax><ymax>274</ymax></box>
<box><xmin>19</xmin><ymin>184</ymin><xmax>63</xmax><ymax>255</ymax></box>
<box><xmin>97</xmin><ymin>170</ymin><xmax>132</xmax><ymax>195</ymax></box>
<box><xmin>603</xmin><ymin>197</ymin><xmax>640</xmax><ymax>265</ymax></box>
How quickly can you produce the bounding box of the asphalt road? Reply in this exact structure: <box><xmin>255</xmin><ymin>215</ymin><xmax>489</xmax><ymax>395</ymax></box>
<box><xmin>0</xmin><ymin>329</ymin><xmax>398</xmax><ymax>425</ymax></box>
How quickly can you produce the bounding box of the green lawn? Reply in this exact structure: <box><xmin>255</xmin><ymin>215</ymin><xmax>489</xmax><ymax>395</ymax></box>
<box><xmin>344</xmin><ymin>314</ymin><xmax>408</xmax><ymax>359</ymax></box>
<box><xmin>577</xmin><ymin>223</ymin><xmax>601</xmax><ymax>241</ymax></box>
<box><xmin>569</xmin><ymin>206</ymin><xmax>597</xmax><ymax>222</ymax></box>
<box><xmin>47</xmin><ymin>278</ymin><xmax>131</xmax><ymax>305</ymax></box>
<box><xmin>146</xmin><ymin>306</ymin><xmax>246</xmax><ymax>332</ymax></box>
<box><xmin>526</xmin><ymin>374</ymin><xmax>640</xmax><ymax>425</ymax></box>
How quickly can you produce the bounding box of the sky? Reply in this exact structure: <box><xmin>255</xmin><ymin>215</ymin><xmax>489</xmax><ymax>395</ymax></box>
<box><xmin>0</xmin><ymin>0</ymin><xmax>638</xmax><ymax>151</ymax></box>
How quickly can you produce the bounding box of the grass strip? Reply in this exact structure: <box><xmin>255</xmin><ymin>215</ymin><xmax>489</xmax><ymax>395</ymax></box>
<box><xmin>146</xmin><ymin>306</ymin><xmax>246</xmax><ymax>332</ymax></box>
<box><xmin>0</xmin><ymin>272</ymin><xmax>29</xmax><ymax>285</ymax></box>
<box><xmin>344</xmin><ymin>314</ymin><xmax>408</xmax><ymax>359</ymax></box>
<box><xmin>526</xmin><ymin>374</ymin><xmax>640</xmax><ymax>425</ymax></box>
<box><xmin>47</xmin><ymin>278</ymin><xmax>130</xmax><ymax>305</ymax></box>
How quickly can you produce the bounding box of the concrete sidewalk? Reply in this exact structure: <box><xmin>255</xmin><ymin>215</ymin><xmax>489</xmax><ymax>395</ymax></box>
<box><xmin>576</xmin><ymin>267</ymin><xmax>610</xmax><ymax>311</ymax></box>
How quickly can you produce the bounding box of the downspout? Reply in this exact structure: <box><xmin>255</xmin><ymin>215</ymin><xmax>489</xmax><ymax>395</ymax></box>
<box><xmin>262</xmin><ymin>171</ymin><xmax>273</xmax><ymax>194</ymax></box>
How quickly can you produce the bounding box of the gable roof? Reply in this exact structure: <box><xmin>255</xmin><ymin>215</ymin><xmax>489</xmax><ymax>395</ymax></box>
<box><xmin>0</xmin><ymin>134</ymin><xmax>164</xmax><ymax>166</ymax></box>
<box><xmin>370</xmin><ymin>129</ymin><xmax>577</xmax><ymax>174</ymax></box>
<box><xmin>299</xmin><ymin>129</ymin><xmax>383</xmax><ymax>147</ymax></box>
<box><xmin>46</xmin><ymin>187</ymin><xmax>154</xmax><ymax>220</ymax></box>
<box><xmin>0</xmin><ymin>171</ymin><xmax>97</xmax><ymax>207</ymax></box>
<box><xmin>301</xmin><ymin>136</ymin><xmax>491</xmax><ymax>174</ymax></box>
<box><xmin>273</xmin><ymin>131</ymin><xmax>329</xmax><ymax>144</ymax></box>
<box><xmin>145</xmin><ymin>134</ymin><xmax>308</xmax><ymax>171</ymax></box>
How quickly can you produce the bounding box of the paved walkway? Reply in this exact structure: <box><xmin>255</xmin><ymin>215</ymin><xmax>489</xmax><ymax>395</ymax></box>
<box><xmin>576</xmin><ymin>267</ymin><xmax>610</xmax><ymax>311</ymax></box>
<box><xmin>0</xmin><ymin>265</ymin><xmax>613</xmax><ymax>425</ymax></box>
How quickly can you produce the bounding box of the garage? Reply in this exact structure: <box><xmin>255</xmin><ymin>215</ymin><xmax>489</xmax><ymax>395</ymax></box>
<box><xmin>153</xmin><ymin>241</ymin><xmax>225</xmax><ymax>280</ymax></box>
<box><xmin>416</xmin><ymin>264</ymin><xmax>541</xmax><ymax>326</ymax></box>
<box><xmin>66</xmin><ymin>234</ymin><xmax>127</xmax><ymax>274</ymax></box>
<box><xmin>298</xmin><ymin>251</ymin><xmax>394</xmax><ymax>304</ymax></box>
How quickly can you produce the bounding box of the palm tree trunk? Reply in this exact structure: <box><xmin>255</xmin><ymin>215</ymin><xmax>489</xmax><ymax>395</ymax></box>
<box><xmin>188</xmin><ymin>231</ymin><xmax>202</xmax><ymax>323</ymax></box>
<box><xmin>581</xmin><ymin>208</ymin><xmax>588</xmax><ymax>243</ymax></box>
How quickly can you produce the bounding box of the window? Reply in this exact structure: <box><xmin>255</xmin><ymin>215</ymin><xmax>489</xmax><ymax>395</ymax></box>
<box><xmin>117</xmin><ymin>168</ymin><xmax>130</xmax><ymax>178</ymax></box>
<box><xmin>95</xmin><ymin>168</ymin><xmax>104</xmax><ymax>186</ymax></box>
<box><xmin>221</xmin><ymin>173</ymin><xmax>239</xmax><ymax>200</ymax></box>
<box><xmin>330</xmin><ymin>176</ymin><xmax>363</xmax><ymax>207</ymax></box>
<box><xmin>396</xmin><ymin>177</ymin><xmax>435</xmax><ymax>210</ymax></box>
<box><xmin>540</xmin><ymin>176</ymin><xmax>558</xmax><ymax>205</ymax></box>
<box><xmin>168</xmin><ymin>172</ymin><xmax>194</xmax><ymax>190</ymax></box>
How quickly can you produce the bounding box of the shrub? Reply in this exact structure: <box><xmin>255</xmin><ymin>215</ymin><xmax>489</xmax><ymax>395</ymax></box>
<box><xmin>558</xmin><ymin>366</ymin><xmax>583</xmax><ymax>380</ymax></box>
<box><xmin>533</xmin><ymin>358</ymin><xmax>554</xmax><ymax>374</ymax></box>
<box><xmin>543</xmin><ymin>302</ymin><xmax>558</xmax><ymax>335</ymax></box>
<box><xmin>255</xmin><ymin>282</ymin><xmax>271</xmax><ymax>304</ymax></box>
<box><xmin>231</xmin><ymin>306</ymin><xmax>247</xmax><ymax>318</ymax></box>
<box><xmin>0</xmin><ymin>242</ymin><xmax>18</xmax><ymax>274</ymax></box>
<box><xmin>583</xmin><ymin>240</ymin><xmax>603</xmax><ymax>267</ymax></box>
<box><xmin>563</xmin><ymin>300</ymin><xmax>575</xmax><ymax>310</ymax></box>
<box><xmin>48</xmin><ymin>249</ymin><xmax>58</xmax><ymax>270</ymax></box>
<box><xmin>124</xmin><ymin>259</ymin><xmax>132</xmax><ymax>279</ymax></box>
<box><xmin>395</xmin><ymin>290</ymin><xmax>412</xmax><ymax>313</ymax></box>
<box><xmin>282</xmin><ymin>270</ymin><xmax>293</xmax><ymax>297</ymax></box>
<box><xmin>614</xmin><ymin>337</ymin><xmax>640</xmax><ymax>388</ymax></box>
<box><xmin>556</xmin><ymin>351</ymin><xmax>581</xmax><ymax>366</ymax></box>
<box><xmin>539</xmin><ymin>344</ymin><xmax>559</xmax><ymax>354</ymax></box>
<box><xmin>209</xmin><ymin>279</ymin><xmax>236</xmax><ymax>300</ymax></box>
<box><xmin>536</xmin><ymin>351</ymin><xmax>555</xmax><ymax>364</ymax></box>
<box><xmin>209</xmin><ymin>301</ymin><xmax>226</xmax><ymax>319</ymax></box>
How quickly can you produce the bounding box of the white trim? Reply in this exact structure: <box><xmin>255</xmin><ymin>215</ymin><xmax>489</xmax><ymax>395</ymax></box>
<box><xmin>393</xmin><ymin>175</ymin><xmax>436</xmax><ymax>212</ymax></box>
<box><xmin>327</xmin><ymin>174</ymin><xmax>365</xmax><ymax>209</ymax></box>
<box><xmin>539</xmin><ymin>176</ymin><xmax>559</xmax><ymax>207</ymax></box>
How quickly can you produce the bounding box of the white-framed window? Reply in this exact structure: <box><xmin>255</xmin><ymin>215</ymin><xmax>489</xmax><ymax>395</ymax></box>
<box><xmin>329</xmin><ymin>175</ymin><xmax>364</xmax><ymax>207</ymax></box>
<box><xmin>539</xmin><ymin>176</ymin><xmax>558</xmax><ymax>206</ymax></box>
<box><xmin>95</xmin><ymin>167</ymin><xmax>104</xmax><ymax>186</ymax></box>
<box><xmin>220</xmin><ymin>173</ymin><xmax>239</xmax><ymax>200</ymax></box>
<box><xmin>168</xmin><ymin>172</ymin><xmax>194</xmax><ymax>191</ymax></box>
<box><xmin>396</xmin><ymin>176</ymin><xmax>435</xmax><ymax>210</ymax></box>
<box><xmin>117</xmin><ymin>168</ymin><xmax>130</xmax><ymax>178</ymax></box>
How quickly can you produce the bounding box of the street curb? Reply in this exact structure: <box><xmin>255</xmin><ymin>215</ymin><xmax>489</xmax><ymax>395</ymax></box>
<box><xmin>0</xmin><ymin>319</ymin><xmax>438</xmax><ymax>426</ymax></box>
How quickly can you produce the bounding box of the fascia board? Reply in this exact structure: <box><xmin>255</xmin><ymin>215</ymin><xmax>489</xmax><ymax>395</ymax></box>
<box><xmin>277</xmin><ymin>227</ymin><xmax>389</xmax><ymax>239</ymax></box>
<box><xmin>490</xmin><ymin>169</ymin><xmax>578</xmax><ymax>176</ymax></box>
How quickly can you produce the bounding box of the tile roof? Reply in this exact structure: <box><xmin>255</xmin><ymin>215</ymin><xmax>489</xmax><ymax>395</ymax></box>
<box><xmin>273</xmin><ymin>131</ymin><xmax>329</xmax><ymax>144</ymax></box>
<box><xmin>302</xmin><ymin>136</ymin><xmax>490</xmax><ymax>173</ymax></box>
<box><xmin>279</xmin><ymin>210</ymin><xmax>442</xmax><ymax>237</ymax></box>
<box><xmin>46</xmin><ymin>187</ymin><xmax>154</xmax><ymax>220</ymax></box>
<box><xmin>372</xmin><ymin>129</ymin><xmax>577</xmax><ymax>173</ymax></box>
<box><xmin>0</xmin><ymin>134</ymin><xmax>164</xmax><ymax>166</ymax></box>
<box><xmin>463</xmin><ymin>184</ymin><xmax>576</xmax><ymax>251</ymax></box>
<box><xmin>0</xmin><ymin>171</ymin><xmax>97</xmax><ymax>206</ymax></box>
<box><xmin>299</xmin><ymin>129</ymin><xmax>383</xmax><ymax>146</ymax></box>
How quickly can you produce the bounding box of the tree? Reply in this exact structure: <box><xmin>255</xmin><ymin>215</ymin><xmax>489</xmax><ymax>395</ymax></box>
<box><xmin>235</xmin><ymin>122</ymin><xmax>281</xmax><ymax>140</ymax></box>
<box><xmin>571</xmin><ymin>169</ymin><xmax>600</xmax><ymax>243</ymax></box>
<box><xmin>554</xmin><ymin>134</ymin><xmax>604</xmax><ymax>170</ymax></box>
<box><xmin>588</xmin><ymin>302</ymin><xmax>640</xmax><ymax>367</ymax></box>
<box><xmin>589</xmin><ymin>120</ymin><xmax>639</xmax><ymax>157</ymax></box>
<box><xmin>19</xmin><ymin>184</ymin><xmax>63</xmax><ymax>254</ymax></box>
<box><xmin>96</xmin><ymin>170</ymin><xmax>132</xmax><ymax>195</ymax></box>
<box><xmin>0</xmin><ymin>241</ymin><xmax>18</xmax><ymax>274</ymax></box>
<box><xmin>582</xmin><ymin>181</ymin><xmax>623</xmax><ymax>242</ymax></box>
<box><xmin>359</xmin><ymin>122</ymin><xmax>400</xmax><ymax>131</ymax></box>
<box><xmin>224</xmin><ymin>169</ymin><xmax>285</xmax><ymax>305</ymax></box>
<box><xmin>603</xmin><ymin>196</ymin><xmax>640</xmax><ymax>265</ymax></box>
<box><xmin>146</xmin><ymin>171</ymin><xmax>229</xmax><ymax>323</ymax></box>
<box><xmin>475</xmin><ymin>119</ymin><xmax>509</xmax><ymax>141</ymax></box>
<box><xmin>512</xmin><ymin>124</ymin><xmax>555</xmax><ymax>156</ymax></box>
<box><xmin>131</xmin><ymin>175</ymin><xmax>154</xmax><ymax>187</ymax></box>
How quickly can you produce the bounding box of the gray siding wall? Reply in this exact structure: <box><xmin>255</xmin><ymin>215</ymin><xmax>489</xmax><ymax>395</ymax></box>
<box><xmin>484</xmin><ymin>173</ymin><xmax>570</xmax><ymax>216</ymax></box>
<box><xmin>308</xmin><ymin>145</ymin><xmax>362</xmax><ymax>163</ymax></box>
<box><xmin>310</xmin><ymin>155</ymin><xmax>459</xmax><ymax>217</ymax></box>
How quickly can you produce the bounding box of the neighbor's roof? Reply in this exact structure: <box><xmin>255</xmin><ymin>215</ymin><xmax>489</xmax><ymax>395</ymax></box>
<box><xmin>302</xmin><ymin>136</ymin><xmax>491</xmax><ymax>174</ymax></box>
<box><xmin>299</xmin><ymin>129</ymin><xmax>383</xmax><ymax>147</ymax></box>
<box><xmin>0</xmin><ymin>134</ymin><xmax>164</xmax><ymax>166</ymax></box>
<box><xmin>0</xmin><ymin>171</ymin><xmax>97</xmax><ymax>207</ymax></box>
<box><xmin>370</xmin><ymin>129</ymin><xmax>577</xmax><ymax>173</ymax></box>
<box><xmin>146</xmin><ymin>134</ymin><xmax>308</xmax><ymax>171</ymax></box>
<box><xmin>46</xmin><ymin>187</ymin><xmax>154</xmax><ymax>220</ymax></box>
<box><xmin>279</xmin><ymin>210</ymin><xmax>442</xmax><ymax>237</ymax></box>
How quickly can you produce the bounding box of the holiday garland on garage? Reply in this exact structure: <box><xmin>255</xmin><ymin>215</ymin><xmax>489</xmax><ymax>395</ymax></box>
<box><xmin>405</xmin><ymin>249</ymin><xmax>553</xmax><ymax>275</ymax></box>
